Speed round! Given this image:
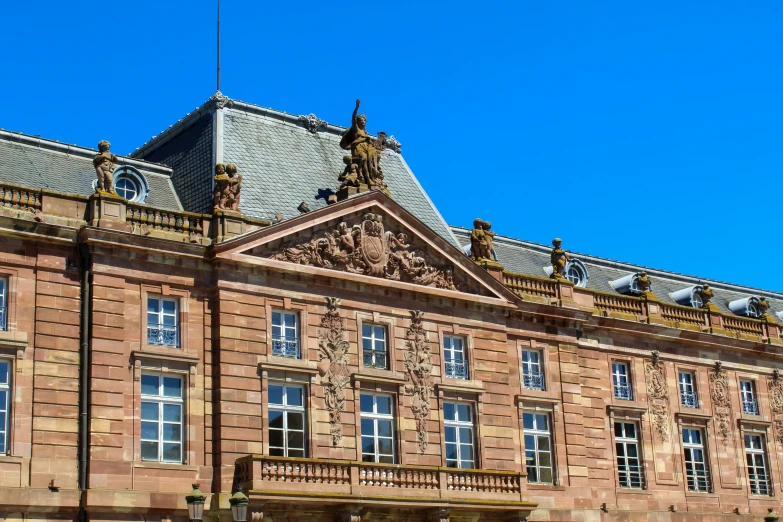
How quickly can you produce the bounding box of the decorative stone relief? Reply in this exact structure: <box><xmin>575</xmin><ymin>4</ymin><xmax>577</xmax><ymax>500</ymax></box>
<box><xmin>268</xmin><ymin>213</ymin><xmax>465</xmax><ymax>292</ymax></box>
<box><xmin>93</xmin><ymin>140</ymin><xmax>118</xmax><ymax>194</ymax></box>
<box><xmin>298</xmin><ymin>113</ymin><xmax>327</xmax><ymax>133</ymax></box>
<box><xmin>403</xmin><ymin>310</ymin><xmax>434</xmax><ymax>453</ymax></box>
<box><xmin>768</xmin><ymin>369</ymin><xmax>783</xmax><ymax>444</ymax></box>
<box><xmin>386</xmin><ymin>135</ymin><xmax>402</xmax><ymax>153</ymax></box>
<box><xmin>210</xmin><ymin>91</ymin><xmax>233</xmax><ymax>109</ymax></box>
<box><xmin>645</xmin><ymin>351</ymin><xmax>669</xmax><ymax>441</ymax></box>
<box><xmin>709</xmin><ymin>361</ymin><xmax>732</xmax><ymax>443</ymax></box>
<box><xmin>317</xmin><ymin>297</ymin><xmax>350</xmax><ymax>446</ymax></box>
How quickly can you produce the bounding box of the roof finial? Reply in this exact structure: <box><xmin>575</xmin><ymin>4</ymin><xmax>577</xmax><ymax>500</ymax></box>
<box><xmin>217</xmin><ymin>0</ymin><xmax>221</xmax><ymax>92</ymax></box>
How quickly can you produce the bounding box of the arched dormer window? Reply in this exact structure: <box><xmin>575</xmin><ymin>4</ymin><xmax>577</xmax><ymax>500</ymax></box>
<box><xmin>610</xmin><ymin>272</ymin><xmax>652</xmax><ymax>296</ymax></box>
<box><xmin>670</xmin><ymin>285</ymin><xmax>704</xmax><ymax>308</ymax></box>
<box><xmin>543</xmin><ymin>259</ymin><xmax>589</xmax><ymax>287</ymax></box>
<box><xmin>728</xmin><ymin>296</ymin><xmax>763</xmax><ymax>318</ymax></box>
<box><xmin>94</xmin><ymin>166</ymin><xmax>149</xmax><ymax>203</ymax></box>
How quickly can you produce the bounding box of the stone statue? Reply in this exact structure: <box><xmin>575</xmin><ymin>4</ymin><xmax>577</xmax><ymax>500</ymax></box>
<box><xmin>759</xmin><ymin>297</ymin><xmax>771</xmax><ymax>316</ymax></box>
<box><xmin>697</xmin><ymin>284</ymin><xmax>714</xmax><ymax>307</ymax></box>
<box><xmin>550</xmin><ymin>238</ymin><xmax>569</xmax><ymax>280</ymax></box>
<box><xmin>470</xmin><ymin>218</ymin><xmax>496</xmax><ymax>262</ymax></box>
<box><xmin>482</xmin><ymin>220</ymin><xmax>496</xmax><ymax>260</ymax></box>
<box><xmin>226</xmin><ymin>163</ymin><xmax>242</xmax><ymax>211</ymax></box>
<box><xmin>93</xmin><ymin>140</ymin><xmax>118</xmax><ymax>194</ymax></box>
<box><xmin>339</xmin><ymin>99</ymin><xmax>388</xmax><ymax>193</ymax></box>
<box><xmin>637</xmin><ymin>271</ymin><xmax>652</xmax><ymax>292</ymax></box>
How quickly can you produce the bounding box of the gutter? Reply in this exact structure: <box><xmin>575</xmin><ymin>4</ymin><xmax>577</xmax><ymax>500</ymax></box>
<box><xmin>78</xmin><ymin>243</ymin><xmax>91</xmax><ymax>522</ymax></box>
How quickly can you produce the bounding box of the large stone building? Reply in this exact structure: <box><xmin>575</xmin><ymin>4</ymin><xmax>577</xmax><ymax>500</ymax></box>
<box><xmin>0</xmin><ymin>92</ymin><xmax>781</xmax><ymax>521</ymax></box>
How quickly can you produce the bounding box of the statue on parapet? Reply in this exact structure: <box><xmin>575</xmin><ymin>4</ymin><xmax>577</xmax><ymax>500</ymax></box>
<box><xmin>339</xmin><ymin>99</ymin><xmax>388</xmax><ymax>194</ymax></box>
<box><xmin>226</xmin><ymin>163</ymin><xmax>242</xmax><ymax>211</ymax></box>
<box><xmin>213</xmin><ymin>163</ymin><xmax>243</xmax><ymax>212</ymax></box>
<box><xmin>470</xmin><ymin>218</ymin><xmax>496</xmax><ymax>262</ymax></box>
<box><xmin>550</xmin><ymin>238</ymin><xmax>569</xmax><ymax>280</ymax></box>
<box><xmin>93</xmin><ymin>140</ymin><xmax>118</xmax><ymax>194</ymax></box>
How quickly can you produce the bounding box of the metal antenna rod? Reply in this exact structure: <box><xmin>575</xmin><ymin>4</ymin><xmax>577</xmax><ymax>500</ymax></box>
<box><xmin>217</xmin><ymin>0</ymin><xmax>221</xmax><ymax>92</ymax></box>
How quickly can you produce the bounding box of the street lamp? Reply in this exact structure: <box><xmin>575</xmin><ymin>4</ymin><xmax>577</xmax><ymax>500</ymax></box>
<box><xmin>229</xmin><ymin>489</ymin><xmax>249</xmax><ymax>522</ymax></box>
<box><xmin>186</xmin><ymin>483</ymin><xmax>206</xmax><ymax>521</ymax></box>
<box><xmin>765</xmin><ymin>508</ymin><xmax>780</xmax><ymax>522</ymax></box>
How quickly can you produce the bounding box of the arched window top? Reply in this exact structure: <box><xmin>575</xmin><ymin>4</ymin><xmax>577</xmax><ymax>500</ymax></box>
<box><xmin>728</xmin><ymin>296</ymin><xmax>763</xmax><ymax>318</ymax></box>
<box><xmin>610</xmin><ymin>272</ymin><xmax>652</xmax><ymax>296</ymax></box>
<box><xmin>670</xmin><ymin>285</ymin><xmax>705</xmax><ymax>309</ymax></box>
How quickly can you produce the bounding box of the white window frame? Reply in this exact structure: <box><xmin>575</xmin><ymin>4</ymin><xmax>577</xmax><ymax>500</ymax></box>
<box><xmin>115</xmin><ymin>176</ymin><xmax>139</xmax><ymax>201</ymax></box>
<box><xmin>444</xmin><ymin>402</ymin><xmax>475</xmax><ymax>469</ymax></box>
<box><xmin>0</xmin><ymin>359</ymin><xmax>10</xmax><ymax>454</ymax></box>
<box><xmin>612</xmin><ymin>362</ymin><xmax>632</xmax><ymax>400</ymax></box>
<box><xmin>678</xmin><ymin>371</ymin><xmax>698</xmax><ymax>408</ymax></box>
<box><xmin>362</xmin><ymin>323</ymin><xmax>388</xmax><ymax>370</ymax></box>
<box><xmin>682</xmin><ymin>427</ymin><xmax>710</xmax><ymax>492</ymax></box>
<box><xmin>360</xmin><ymin>393</ymin><xmax>396</xmax><ymax>464</ymax></box>
<box><xmin>147</xmin><ymin>296</ymin><xmax>180</xmax><ymax>348</ymax></box>
<box><xmin>615</xmin><ymin>421</ymin><xmax>644</xmax><ymax>489</ymax></box>
<box><xmin>740</xmin><ymin>380</ymin><xmax>759</xmax><ymax>415</ymax></box>
<box><xmin>521</xmin><ymin>350</ymin><xmax>545</xmax><ymax>390</ymax></box>
<box><xmin>744</xmin><ymin>432</ymin><xmax>771</xmax><ymax>495</ymax></box>
<box><xmin>0</xmin><ymin>277</ymin><xmax>7</xmax><ymax>331</ymax></box>
<box><xmin>267</xmin><ymin>383</ymin><xmax>306</xmax><ymax>457</ymax></box>
<box><xmin>444</xmin><ymin>335</ymin><xmax>468</xmax><ymax>380</ymax></box>
<box><xmin>523</xmin><ymin>412</ymin><xmax>553</xmax><ymax>484</ymax></box>
<box><xmin>140</xmin><ymin>372</ymin><xmax>184</xmax><ymax>463</ymax></box>
<box><xmin>271</xmin><ymin>310</ymin><xmax>300</xmax><ymax>359</ymax></box>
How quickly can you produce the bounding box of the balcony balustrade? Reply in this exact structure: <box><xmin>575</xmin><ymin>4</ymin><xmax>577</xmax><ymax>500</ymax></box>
<box><xmin>147</xmin><ymin>325</ymin><xmax>179</xmax><ymax>348</ymax></box>
<box><xmin>272</xmin><ymin>337</ymin><xmax>300</xmax><ymax>359</ymax></box>
<box><xmin>522</xmin><ymin>371</ymin><xmax>545</xmax><ymax>391</ymax></box>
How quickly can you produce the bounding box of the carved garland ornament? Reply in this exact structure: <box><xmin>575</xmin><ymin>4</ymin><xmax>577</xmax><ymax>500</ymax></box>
<box><xmin>403</xmin><ymin>310</ymin><xmax>434</xmax><ymax>453</ymax></box>
<box><xmin>768</xmin><ymin>369</ymin><xmax>783</xmax><ymax>444</ymax></box>
<box><xmin>269</xmin><ymin>213</ymin><xmax>463</xmax><ymax>292</ymax></box>
<box><xmin>644</xmin><ymin>351</ymin><xmax>670</xmax><ymax>441</ymax></box>
<box><xmin>317</xmin><ymin>297</ymin><xmax>351</xmax><ymax>446</ymax></box>
<box><xmin>709</xmin><ymin>361</ymin><xmax>732</xmax><ymax>443</ymax></box>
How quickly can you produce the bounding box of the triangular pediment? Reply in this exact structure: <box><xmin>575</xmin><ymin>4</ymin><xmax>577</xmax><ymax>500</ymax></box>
<box><xmin>214</xmin><ymin>192</ymin><xmax>518</xmax><ymax>302</ymax></box>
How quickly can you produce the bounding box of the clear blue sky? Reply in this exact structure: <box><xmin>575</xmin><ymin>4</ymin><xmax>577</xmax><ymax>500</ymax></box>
<box><xmin>2</xmin><ymin>1</ymin><xmax>781</xmax><ymax>291</ymax></box>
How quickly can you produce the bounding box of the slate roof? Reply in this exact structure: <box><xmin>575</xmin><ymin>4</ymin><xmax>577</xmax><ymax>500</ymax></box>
<box><xmin>451</xmin><ymin>227</ymin><xmax>783</xmax><ymax>321</ymax></box>
<box><xmin>130</xmin><ymin>93</ymin><xmax>462</xmax><ymax>248</ymax></box>
<box><xmin>0</xmin><ymin>130</ymin><xmax>182</xmax><ymax>211</ymax></box>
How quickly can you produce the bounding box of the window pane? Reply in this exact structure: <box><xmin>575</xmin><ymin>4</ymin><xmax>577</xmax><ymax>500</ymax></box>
<box><xmin>539</xmin><ymin>467</ymin><xmax>553</xmax><ymax>484</ymax></box>
<box><xmin>374</xmin><ymin>325</ymin><xmax>385</xmax><ymax>341</ymax></box>
<box><xmin>162</xmin><ymin>443</ymin><xmax>181</xmax><ymax>462</ymax></box>
<box><xmin>460</xmin><ymin>444</ymin><xmax>474</xmax><ymax>461</ymax></box>
<box><xmin>459</xmin><ymin>427</ymin><xmax>472</xmax><ymax>443</ymax></box>
<box><xmin>376</xmin><ymin>396</ymin><xmax>392</xmax><ymax>415</ymax></box>
<box><xmin>141</xmin><ymin>421</ymin><xmax>158</xmax><ymax>440</ymax></box>
<box><xmin>269</xmin><ymin>410</ymin><xmax>284</xmax><ymax>429</ymax></box>
<box><xmin>162</xmin><ymin>377</ymin><xmax>182</xmax><ymax>398</ymax></box>
<box><xmin>0</xmin><ymin>433</ymin><xmax>5</xmax><ymax>453</ymax></box>
<box><xmin>538</xmin><ymin>452</ymin><xmax>551</xmax><ymax>467</ymax></box>
<box><xmin>148</xmin><ymin>298</ymin><xmax>160</xmax><ymax>314</ymax></box>
<box><xmin>362</xmin><ymin>324</ymin><xmax>371</xmax><ymax>337</ymax></box>
<box><xmin>141</xmin><ymin>375</ymin><xmax>159</xmax><ymax>396</ymax></box>
<box><xmin>523</xmin><ymin>413</ymin><xmax>534</xmax><ymax>431</ymax></box>
<box><xmin>269</xmin><ymin>429</ymin><xmax>284</xmax><ymax>448</ymax></box>
<box><xmin>378</xmin><ymin>420</ymin><xmax>392</xmax><ymax>438</ymax></box>
<box><xmin>141</xmin><ymin>402</ymin><xmax>158</xmax><ymax>421</ymax></box>
<box><xmin>141</xmin><ymin>441</ymin><xmax>158</xmax><ymax>460</ymax></box>
<box><xmin>0</xmin><ymin>362</ymin><xmax>8</xmax><ymax>385</ymax></box>
<box><xmin>284</xmin><ymin>313</ymin><xmax>296</xmax><ymax>327</ymax></box>
<box><xmin>163</xmin><ymin>424</ymin><xmax>181</xmax><ymax>442</ymax></box>
<box><xmin>268</xmin><ymin>385</ymin><xmax>284</xmax><ymax>405</ymax></box>
<box><xmin>362</xmin><ymin>437</ymin><xmax>375</xmax><ymax>454</ymax></box>
<box><xmin>536</xmin><ymin>414</ymin><xmax>548</xmax><ymax>430</ymax></box>
<box><xmin>446</xmin><ymin>427</ymin><xmax>457</xmax><ymax>443</ymax></box>
<box><xmin>457</xmin><ymin>404</ymin><xmax>471</xmax><ymax>421</ymax></box>
<box><xmin>269</xmin><ymin>447</ymin><xmax>284</xmax><ymax>456</ymax></box>
<box><xmin>272</xmin><ymin>311</ymin><xmax>281</xmax><ymax>327</ymax></box>
<box><xmin>379</xmin><ymin>455</ymin><xmax>394</xmax><ymax>464</ymax></box>
<box><xmin>288</xmin><ymin>449</ymin><xmax>304</xmax><ymax>458</ymax></box>
<box><xmin>162</xmin><ymin>300</ymin><xmax>176</xmax><ymax>314</ymax></box>
<box><xmin>361</xmin><ymin>419</ymin><xmax>375</xmax><ymax>436</ymax></box>
<box><xmin>446</xmin><ymin>443</ymin><xmax>458</xmax><ymax>460</ymax></box>
<box><xmin>163</xmin><ymin>404</ymin><xmax>181</xmax><ymax>423</ymax></box>
<box><xmin>537</xmin><ymin>435</ymin><xmax>550</xmax><ymax>452</ymax></box>
<box><xmin>444</xmin><ymin>403</ymin><xmax>455</xmax><ymax>421</ymax></box>
<box><xmin>378</xmin><ymin>438</ymin><xmax>393</xmax><ymax>455</ymax></box>
<box><xmin>360</xmin><ymin>394</ymin><xmax>373</xmax><ymax>413</ymax></box>
<box><xmin>287</xmin><ymin>412</ymin><xmax>304</xmax><ymax>431</ymax></box>
<box><xmin>286</xmin><ymin>386</ymin><xmax>303</xmax><ymax>407</ymax></box>
<box><xmin>288</xmin><ymin>431</ymin><xmax>305</xmax><ymax>450</ymax></box>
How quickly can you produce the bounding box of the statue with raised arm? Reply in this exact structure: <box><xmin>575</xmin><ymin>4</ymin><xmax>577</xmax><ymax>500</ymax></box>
<box><xmin>550</xmin><ymin>238</ymin><xmax>569</xmax><ymax>280</ymax></box>
<box><xmin>93</xmin><ymin>140</ymin><xmax>118</xmax><ymax>194</ymax></box>
<box><xmin>339</xmin><ymin>99</ymin><xmax>388</xmax><ymax>193</ymax></box>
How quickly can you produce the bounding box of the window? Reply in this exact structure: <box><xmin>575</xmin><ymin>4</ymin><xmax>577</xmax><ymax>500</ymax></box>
<box><xmin>615</xmin><ymin>422</ymin><xmax>643</xmax><ymax>488</ymax></box>
<box><xmin>612</xmin><ymin>362</ymin><xmax>632</xmax><ymax>400</ymax></box>
<box><xmin>110</xmin><ymin>166</ymin><xmax>149</xmax><ymax>203</ymax></box>
<box><xmin>147</xmin><ymin>297</ymin><xmax>179</xmax><ymax>348</ymax></box>
<box><xmin>360</xmin><ymin>393</ymin><xmax>395</xmax><ymax>463</ymax></box>
<box><xmin>690</xmin><ymin>292</ymin><xmax>703</xmax><ymax>308</ymax></box>
<box><xmin>682</xmin><ymin>428</ymin><xmax>710</xmax><ymax>492</ymax></box>
<box><xmin>523</xmin><ymin>412</ymin><xmax>553</xmax><ymax>484</ymax></box>
<box><xmin>268</xmin><ymin>383</ymin><xmax>306</xmax><ymax>457</ymax></box>
<box><xmin>678</xmin><ymin>372</ymin><xmax>698</xmax><ymax>408</ymax></box>
<box><xmin>444</xmin><ymin>335</ymin><xmax>468</xmax><ymax>380</ymax></box>
<box><xmin>444</xmin><ymin>403</ymin><xmax>475</xmax><ymax>469</ymax></box>
<box><xmin>140</xmin><ymin>373</ymin><xmax>184</xmax><ymax>463</ymax></box>
<box><xmin>744</xmin><ymin>433</ymin><xmax>770</xmax><ymax>495</ymax></box>
<box><xmin>362</xmin><ymin>324</ymin><xmax>387</xmax><ymax>370</ymax></box>
<box><xmin>0</xmin><ymin>277</ymin><xmax>6</xmax><ymax>331</ymax></box>
<box><xmin>0</xmin><ymin>361</ymin><xmax>10</xmax><ymax>453</ymax></box>
<box><xmin>740</xmin><ymin>380</ymin><xmax>759</xmax><ymax>415</ymax></box>
<box><xmin>565</xmin><ymin>261</ymin><xmax>588</xmax><ymax>288</ymax></box>
<box><xmin>115</xmin><ymin>176</ymin><xmax>139</xmax><ymax>201</ymax></box>
<box><xmin>271</xmin><ymin>311</ymin><xmax>299</xmax><ymax>358</ymax></box>
<box><xmin>521</xmin><ymin>350</ymin><xmax>545</xmax><ymax>391</ymax></box>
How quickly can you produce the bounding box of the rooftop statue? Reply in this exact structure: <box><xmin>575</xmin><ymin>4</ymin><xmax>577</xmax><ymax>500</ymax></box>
<box><xmin>470</xmin><ymin>218</ymin><xmax>496</xmax><ymax>262</ymax></box>
<box><xmin>93</xmin><ymin>140</ymin><xmax>118</xmax><ymax>194</ymax></box>
<box><xmin>213</xmin><ymin>163</ymin><xmax>242</xmax><ymax>212</ymax></box>
<box><xmin>550</xmin><ymin>238</ymin><xmax>569</xmax><ymax>280</ymax></box>
<box><xmin>697</xmin><ymin>284</ymin><xmax>714</xmax><ymax>307</ymax></box>
<box><xmin>226</xmin><ymin>163</ymin><xmax>242</xmax><ymax>211</ymax></box>
<box><xmin>637</xmin><ymin>271</ymin><xmax>652</xmax><ymax>293</ymax></box>
<box><xmin>339</xmin><ymin>99</ymin><xmax>389</xmax><ymax>195</ymax></box>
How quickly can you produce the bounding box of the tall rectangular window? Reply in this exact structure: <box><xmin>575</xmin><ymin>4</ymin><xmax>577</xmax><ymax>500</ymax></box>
<box><xmin>444</xmin><ymin>402</ymin><xmax>475</xmax><ymax>469</ymax></box>
<box><xmin>444</xmin><ymin>335</ymin><xmax>468</xmax><ymax>380</ymax></box>
<box><xmin>271</xmin><ymin>310</ymin><xmax>299</xmax><ymax>359</ymax></box>
<box><xmin>0</xmin><ymin>277</ymin><xmax>7</xmax><ymax>331</ymax></box>
<box><xmin>615</xmin><ymin>422</ymin><xmax>643</xmax><ymax>488</ymax></box>
<box><xmin>140</xmin><ymin>373</ymin><xmax>184</xmax><ymax>463</ymax></box>
<box><xmin>521</xmin><ymin>350</ymin><xmax>545</xmax><ymax>391</ymax></box>
<box><xmin>147</xmin><ymin>297</ymin><xmax>179</xmax><ymax>348</ymax></box>
<box><xmin>745</xmin><ymin>433</ymin><xmax>771</xmax><ymax>495</ymax></box>
<box><xmin>523</xmin><ymin>412</ymin><xmax>553</xmax><ymax>484</ymax></box>
<box><xmin>362</xmin><ymin>324</ymin><xmax>387</xmax><ymax>369</ymax></box>
<box><xmin>268</xmin><ymin>383</ymin><xmax>306</xmax><ymax>457</ymax></box>
<box><xmin>678</xmin><ymin>372</ymin><xmax>698</xmax><ymax>408</ymax></box>
<box><xmin>740</xmin><ymin>380</ymin><xmax>759</xmax><ymax>415</ymax></box>
<box><xmin>682</xmin><ymin>428</ymin><xmax>710</xmax><ymax>492</ymax></box>
<box><xmin>612</xmin><ymin>362</ymin><xmax>632</xmax><ymax>400</ymax></box>
<box><xmin>360</xmin><ymin>393</ymin><xmax>395</xmax><ymax>463</ymax></box>
<box><xmin>0</xmin><ymin>360</ymin><xmax>9</xmax><ymax>453</ymax></box>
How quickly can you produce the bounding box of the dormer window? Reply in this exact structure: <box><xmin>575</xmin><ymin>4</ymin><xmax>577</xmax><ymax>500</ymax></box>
<box><xmin>610</xmin><ymin>272</ymin><xmax>652</xmax><ymax>296</ymax></box>
<box><xmin>671</xmin><ymin>285</ymin><xmax>706</xmax><ymax>308</ymax></box>
<box><xmin>110</xmin><ymin>166</ymin><xmax>149</xmax><ymax>203</ymax></box>
<box><xmin>543</xmin><ymin>260</ymin><xmax>589</xmax><ymax>287</ymax></box>
<box><xmin>728</xmin><ymin>297</ymin><xmax>764</xmax><ymax>318</ymax></box>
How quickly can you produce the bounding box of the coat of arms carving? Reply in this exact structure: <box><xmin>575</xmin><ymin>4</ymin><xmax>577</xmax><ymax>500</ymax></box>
<box><xmin>317</xmin><ymin>297</ymin><xmax>350</xmax><ymax>446</ymax></box>
<box><xmin>768</xmin><ymin>369</ymin><xmax>783</xmax><ymax>444</ymax></box>
<box><xmin>709</xmin><ymin>362</ymin><xmax>732</xmax><ymax>443</ymax></box>
<box><xmin>644</xmin><ymin>351</ymin><xmax>670</xmax><ymax>441</ymax></box>
<box><xmin>403</xmin><ymin>310</ymin><xmax>434</xmax><ymax>453</ymax></box>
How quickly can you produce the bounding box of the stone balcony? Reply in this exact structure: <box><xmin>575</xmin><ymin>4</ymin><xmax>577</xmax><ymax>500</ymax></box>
<box><xmin>233</xmin><ymin>455</ymin><xmax>535</xmax><ymax>520</ymax></box>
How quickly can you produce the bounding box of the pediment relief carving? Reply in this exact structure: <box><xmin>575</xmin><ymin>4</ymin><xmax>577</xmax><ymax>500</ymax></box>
<box><xmin>249</xmin><ymin>210</ymin><xmax>486</xmax><ymax>295</ymax></box>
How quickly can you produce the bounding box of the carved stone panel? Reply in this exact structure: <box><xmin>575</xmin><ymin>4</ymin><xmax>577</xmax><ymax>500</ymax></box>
<box><xmin>403</xmin><ymin>310</ymin><xmax>434</xmax><ymax>453</ymax></box>
<box><xmin>317</xmin><ymin>297</ymin><xmax>350</xmax><ymax>446</ymax></box>
<box><xmin>768</xmin><ymin>369</ymin><xmax>783</xmax><ymax>444</ymax></box>
<box><xmin>645</xmin><ymin>351</ymin><xmax>669</xmax><ymax>441</ymax></box>
<box><xmin>709</xmin><ymin>362</ymin><xmax>732</xmax><ymax>443</ymax></box>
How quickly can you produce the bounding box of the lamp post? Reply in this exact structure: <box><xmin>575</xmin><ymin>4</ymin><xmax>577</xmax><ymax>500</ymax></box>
<box><xmin>186</xmin><ymin>483</ymin><xmax>206</xmax><ymax>522</ymax></box>
<box><xmin>229</xmin><ymin>490</ymin><xmax>249</xmax><ymax>522</ymax></box>
<box><xmin>765</xmin><ymin>508</ymin><xmax>780</xmax><ymax>522</ymax></box>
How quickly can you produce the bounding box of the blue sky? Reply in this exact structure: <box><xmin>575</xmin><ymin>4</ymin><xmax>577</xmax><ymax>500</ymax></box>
<box><xmin>2</xmin><ymin>1</ymin><xmax>781</xmax><ymax>291</ymax></box>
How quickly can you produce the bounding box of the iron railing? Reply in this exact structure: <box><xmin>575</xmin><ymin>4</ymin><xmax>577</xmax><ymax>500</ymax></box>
<box><xmin>272</xmin><ymin>337</ymin><xmax>300</xmax><ymax>359</ymax></box>
<box><xmin>613</xmin><ymin>383</ymin><xmax>633</xmax><ymax>400</ymax></box>
<box><xmin>0</xmin><ymin>307</ymin><xmax>6</xmax><ymax>331</ymax></box>
<box><xmin>363</xmin><ymin>349</ymin><xmax>388</xmax><ymax>369</ymax></box>
<box><xmin>445</xmin><ymin>360</ymin><xmax>469</xmax><ymax>380</ymax></box>
<box><xmin>147</xmin><ymin>325</ymin><xmax>179</xmax><ymax>348</ymax></box>
<box><xmin>680</xmin><ymin>391</ymin><xmax>698</xmax><ymax>408</ymax></box>
<box><xmin>742</xmin><ymin>399</ymin><xmax>760</xmax><ymax>415</ymax></box>
<box><xmin>522</xmin><ymin>371</ymin><xmax>545</xmax><ymax>391</ymax></box>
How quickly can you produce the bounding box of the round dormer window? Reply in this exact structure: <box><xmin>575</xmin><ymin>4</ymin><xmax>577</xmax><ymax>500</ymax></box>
<box><xmin>565</xmin><ymin>260</ymin><xmax>589</xmax><ymax>288</ymax></box>
<box><xmin>112</xmin><ymin>166</ymin><xmax>149</xmax><ymax>203</ymax></box>
<box><xmin>116</xmin><ymin>177</ymin><xmax>139</xmax><ymax>201</ymax></box>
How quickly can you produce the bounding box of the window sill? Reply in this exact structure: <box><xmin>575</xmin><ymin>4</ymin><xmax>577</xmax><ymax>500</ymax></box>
<box><xmin>615</xmin><ymin>487</ymin><xmax>652</xmax><ymax>495</ymax></box>
<box><xmin>526</xmin><ymin>483</ymin><xmax>565</xmax><ymax>491</ymax></box>
<box><xmin>131</xmin><ymin>348</ymin><xmax>198</xmax><ymax>366</ymax></box>
<box><xmin>683</xmin><ymin>490</ymin><xmax>719</xmax><ymax>499</ymax></box>
<box><xmin>133</xmin><ymin>461</ymin><xmax>199</xmax><ymax>471</ymax></box>
<box><xmin>259</xmin><ymin>357</ymin><xmax>319</xmax><ymax>375</ymax></box>
<box><xmin>0</xmin><ymin>330</ymin><xmax>27</xmax><ymax>351</ymax></box>
<box><xmin>0</xmin><ymin>455</ymin><xmax>23</xmax><ymax>464</ymax></box>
